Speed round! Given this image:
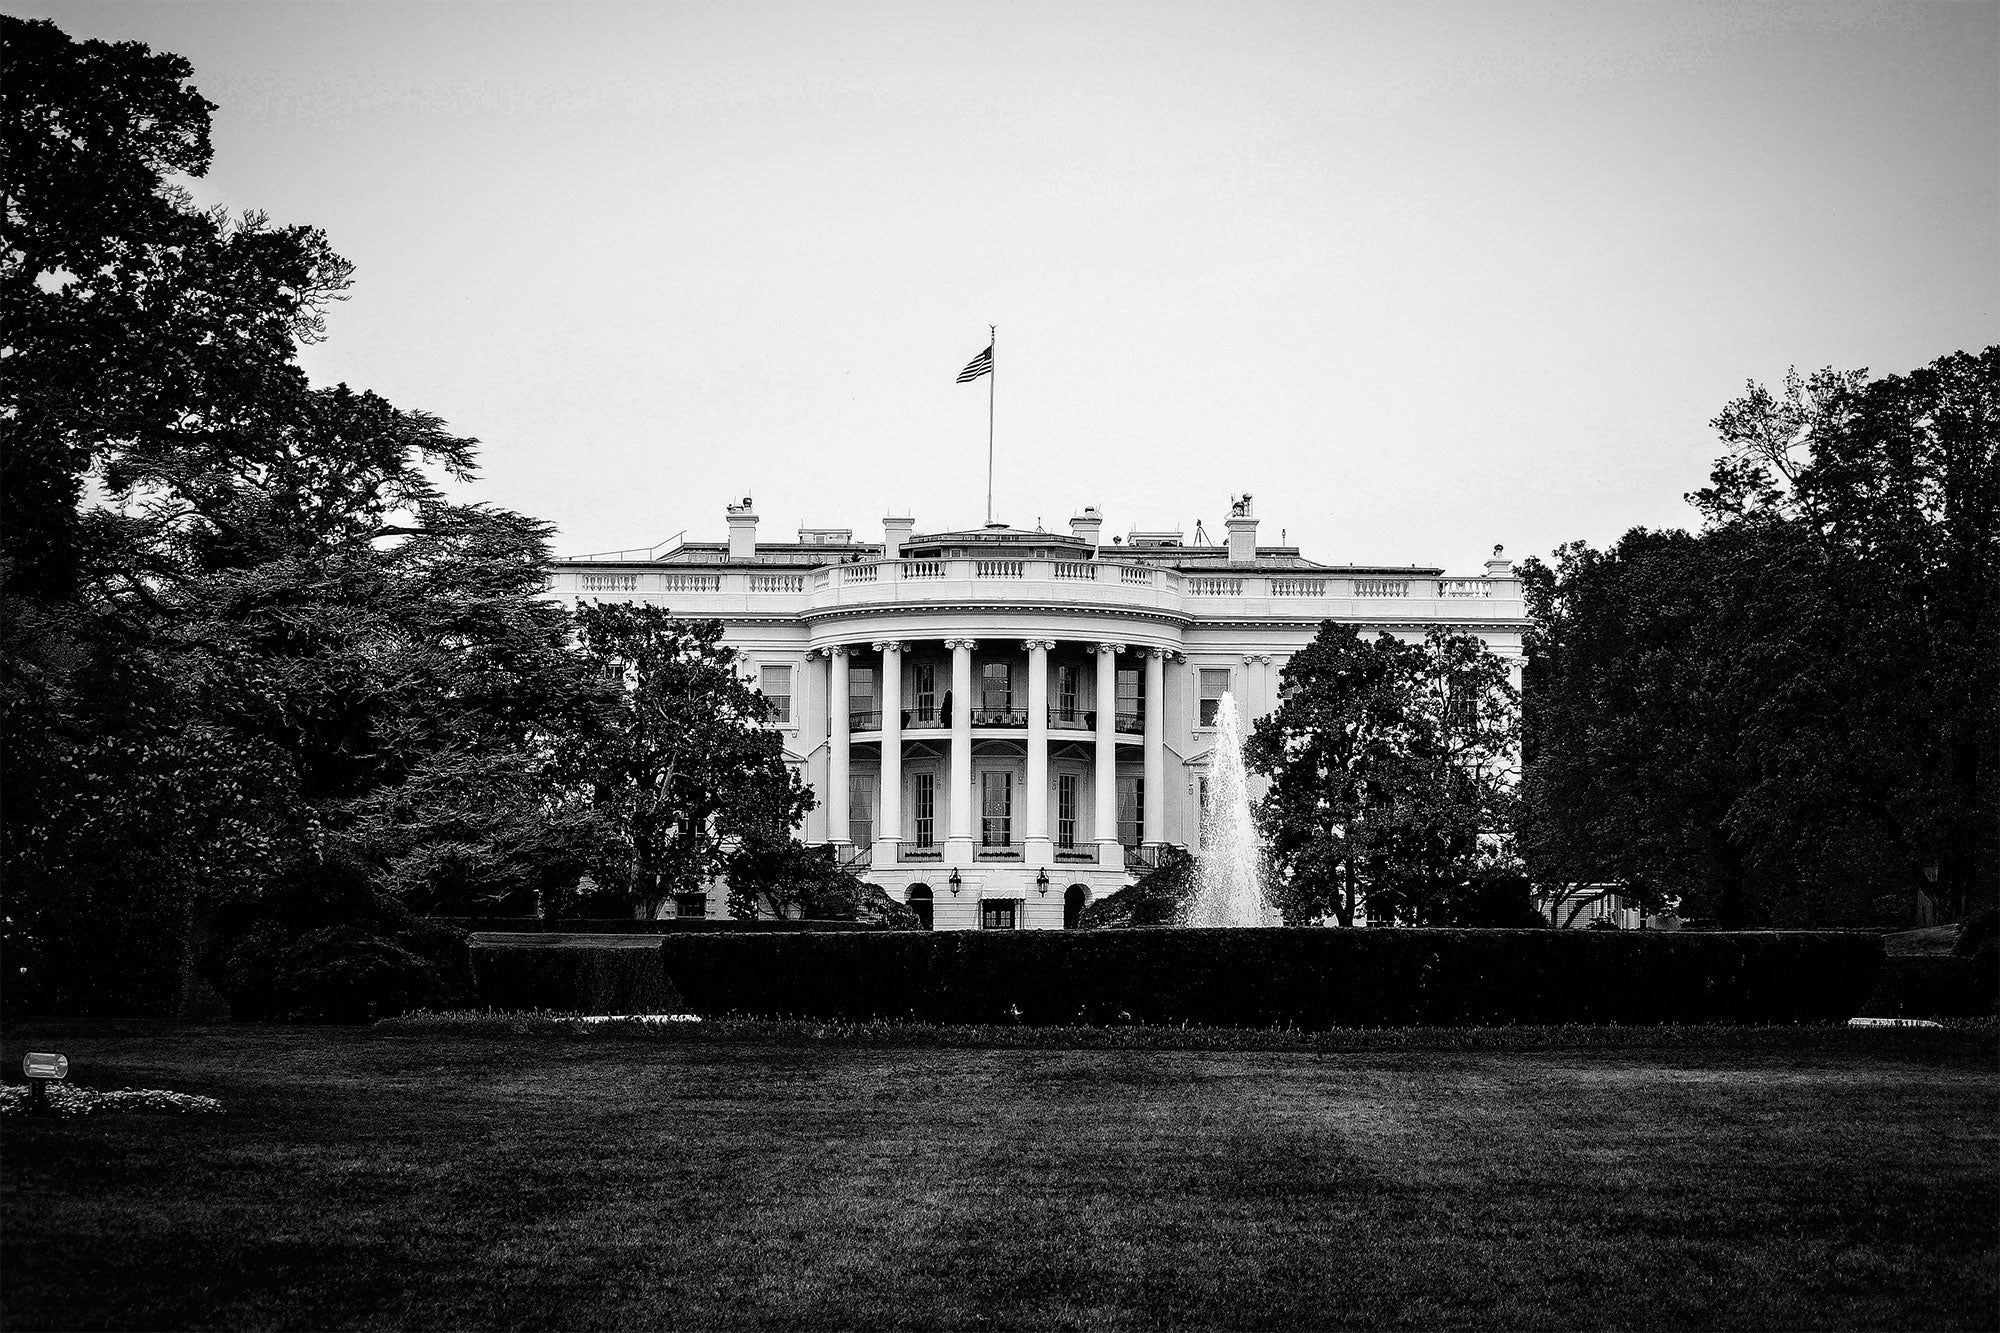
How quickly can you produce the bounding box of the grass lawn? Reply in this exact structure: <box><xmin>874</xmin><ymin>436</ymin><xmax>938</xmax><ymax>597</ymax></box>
<box><xmin>2</xmin><ymin>1022</ymin><xmax>1995</xmax><ymax>1330</ymax></box>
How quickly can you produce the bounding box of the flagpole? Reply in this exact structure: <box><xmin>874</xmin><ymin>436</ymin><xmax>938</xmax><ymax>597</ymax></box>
<box><xmin>986</xmin><ymin>324</ymin><xmax>996</xmax><ymax>525</ymax></box>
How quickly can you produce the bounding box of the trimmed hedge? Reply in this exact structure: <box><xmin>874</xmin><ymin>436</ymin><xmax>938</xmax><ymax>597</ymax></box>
<box><xmin>436</xmin><ymin>917</ymin><xmax>887</xmax><ymax>934</ymax></box>
<box><xmin>1859</xmin><ymin>954</ymin><xmax>1999</xmax><ymax>1020</ymax></box>
<box><xmin>471</xmin><ymin>943</ymin><xmax>686</xmax><ymax>1014</ymax></box>
<box><xmin>654</xmin><ymin>928</ymin><xmax>1884</xmax><ymax>1028</ymax></box>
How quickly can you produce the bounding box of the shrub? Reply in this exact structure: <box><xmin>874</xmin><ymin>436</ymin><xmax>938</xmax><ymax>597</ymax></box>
<box><xmin>434</xmin><ymin>916</ymin><xmax>888</xmax><ymax>933</ymax></box>
<box><xmin>471</xmin><ymin>943</ymin><xmax>685</xmax><ymax>1014</ymax></box>
<box><xmin>268</xmin><ymin>926</ymin><xmax>471</xmax><ymax>1024</ymax></box>
<box><xmin>1859</xmin><ymin>954</ymin><xmax>1999</xmax><ymax>1021</ymax></box>
<box><xmin>654</xmin><ymin>928</ymin><xmax>1883</xmax><ymax>1028</ymax></box>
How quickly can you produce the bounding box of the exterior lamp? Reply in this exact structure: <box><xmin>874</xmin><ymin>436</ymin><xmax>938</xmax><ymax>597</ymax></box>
<box><xmin>1035</xmin><ymin>869</ymin><xmax>1050</xmax><ymax>896</ymax></box>
<box><xmin>948</xmin><ymin>870</ymin><xmax>962</xmax><ymax>896</ymax></box>
<box><xmin>1923</xmin><ymin>863</ymin><xmax>1940</xmax><ymax>885</ymax></box>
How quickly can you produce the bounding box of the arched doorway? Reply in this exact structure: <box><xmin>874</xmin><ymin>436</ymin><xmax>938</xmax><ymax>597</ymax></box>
<box><xmin>1064</xmin><ymin>884</ymin><xmax>1090</xmax><ymax>929</ymax></box>
<box><xmin>906</xmin><ymin>884</ymin><xmax>934</xmax><ymax>931</ymax></box>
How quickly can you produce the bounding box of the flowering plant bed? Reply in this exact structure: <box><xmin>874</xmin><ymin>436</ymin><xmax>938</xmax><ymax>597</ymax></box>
<box><xmin>0</xmin><ymin>1082</ymin><xmax>223</xmax><ymax>1116</ymax></box>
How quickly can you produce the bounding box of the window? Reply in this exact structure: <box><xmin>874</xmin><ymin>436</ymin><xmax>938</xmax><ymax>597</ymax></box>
<box><xmin>848</xmin><ymin>776</ymin><xmax>873</xmax><ymax>847</ymax></box>
<box><xmin>1116</xmin><ymin>666</ymin><xmax>1143</xmax><ymax>724</ymax></box>
<box><xmin>981</xmin><ymin>899</ymin><xmax>1019</xmax><ymax>930</ymax></box>
<box><xmin>981</xmin><ymin>661</ymin><xmax>1012</xmax><ymax>715</ymax></box>
<box><xmin>1199</xmin><ymin>668</ymin><xmax>1230</xmax><ymax>727</ymax></box>
<box><xmin>913</xmin><ymin>771</ymin><xmax>935</xmax><ymax>847</ymax></box>
<box><xmin>912</xmin><ymin>661</ymin><xmax>937</xmax><ymax>723</ymax></box>
<box><xmin>1056</xmin><ymin>773</ymin><xmax>1078</xmax><ymax>848</ymax></box>
<box><xmin>1117</xmin><ymin>775</ymin><xmax>1144</xmax><ymax>847</ymax></box>
<box><xmin>673</xmin><ymin>892</ymin><xmax>709</xmax><ymax>918</ymax></box>
<box><xmin>849</xmin><ymin>666</ymin><xmax>876</xmax><ymax>727</ymax></box>
<box><xmin>760</xmin><ymin>665</ymin><xmax>792</xmax><ymax>723</ymax></box>
<box><xmin>1055</xmin><ymin>664</ymin><xmax>1081</xmax><ymax>723</ymax></box>
<box><xmin>981</xmin><ymin>770</ymin><xmax>1013</xmax><ymax>846</ymax></box>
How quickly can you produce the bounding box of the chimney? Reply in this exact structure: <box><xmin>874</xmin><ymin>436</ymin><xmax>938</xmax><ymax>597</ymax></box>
<box><xmin>883</xmin><ymin>515</ymin><xmax>914</xmax><ymax>560</ymax></box>
<box><xmin>1225</xmin><ymin>494</ymin><xmax>1258</xmax><ymax>563</ymax></box>
<box><xmin>1485</xmin><ymin>544</ymin><xmax>1513</xmax><ymax>577</ymax></box>
<box><xmin>725</xmin><ymin>496</ymin><xmax>758</xmax><ymax>560</ymax></box>
<box><xmin>1069</xmin><ymin>506</ymin><xmax>1104</xmax><ymax>553</ymax></box>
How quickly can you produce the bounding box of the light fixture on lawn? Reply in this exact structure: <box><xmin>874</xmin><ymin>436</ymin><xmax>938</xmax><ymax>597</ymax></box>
<box><xmin>1035</xmin><ymin>869</ymin><xmax>1050</xmax><ymax>896</ymax></box>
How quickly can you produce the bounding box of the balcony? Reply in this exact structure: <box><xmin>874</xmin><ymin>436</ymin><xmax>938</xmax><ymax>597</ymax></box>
<box><xmin>972</xmin><ymin>707</ymin><xmax>1027</xmax><ymax>727</ymax></box>
<box><xmin>975</xmin><ymin>841</ymin><xmax>1024</xmax><ymax>861</ymax></box>
<box><xmin>897</xmin><ymin>844</ymin><xmax>944</xmax><ymax>863</ymax></box>
<box><xmin>1054</xmin><ymin>844</ymin><xmax>1097</xmax><ymax>863</ymax></box>
<box><xmin>851</xmin><ymin>704</ymin><xmax>1143</xmax><ymax>736</ymax></box>
<box><xmin>1124</xmin><ymin>844</ymin><xmax>1161</xmax><ymax>871</ymax></box>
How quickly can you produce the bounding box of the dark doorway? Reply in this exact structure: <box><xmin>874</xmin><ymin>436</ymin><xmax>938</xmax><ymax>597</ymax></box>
<box><xmin>907</xmin><ymin>884</ymin><xmax>933</xmax><ymax>930</ymax></box>
<box><xmin>1064</xmin><ymin>884</ymin><xmax>1089</xmax><ymax>929</ymax></box>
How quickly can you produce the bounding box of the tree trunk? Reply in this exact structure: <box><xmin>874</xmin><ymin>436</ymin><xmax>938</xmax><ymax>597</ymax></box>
<box><xmin>174</xmin><ymin>898</ymin><xmax>231</xmax><ymax>1021</ymax></box>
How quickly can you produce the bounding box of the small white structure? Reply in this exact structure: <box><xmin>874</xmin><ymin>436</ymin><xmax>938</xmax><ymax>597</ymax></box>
<box><xmin>552</xmin><ymin>498</ymin><xmax>1528</xmax><ymax>929</ymax></box>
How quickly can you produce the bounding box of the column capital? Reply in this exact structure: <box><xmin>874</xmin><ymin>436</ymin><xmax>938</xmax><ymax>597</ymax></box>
<box><xmin>826</xmin><ymin>644</ymin><xmax>852</xmax><ymax>657</ymax></box>
<box><xmin>871</xmin><ymin>640</ymin><xmax>906</xmax><ymax>653</ymax></box>
<box><xmin>1022</xmin><ymin>638</ymin><xmax>1058</xmax><ymax>652</ymax></box>
<box><xmin>943</xmin><ymin>637</ymin><xmax>979</xmax><ymax>651</ymax></box>
<box><xmin>1147</xmin><ymin>646</ymin><xmax>1183</xmax><ymax>660</ymax></box>
<box><xmin>1241</xmin><ymin>653</ymin><xmax>1273</xmax><ymax>665</ymax></box>
<box><xmin>1095</xmin><ymin>641</ymin><xmax>1126</xmax><ymax>655</ymax></box>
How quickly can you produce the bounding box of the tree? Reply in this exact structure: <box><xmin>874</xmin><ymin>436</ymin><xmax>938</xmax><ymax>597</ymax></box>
<box><xmin>724</xmin><ymin>833</ymin><xmax>918</xmax><ymax>925</ymax></box>
<box><xmin>1244</xmin><ymin>622</ymin><xmax>1520</xmax><ymax>927</ymax></box>
<box><xmin>555</xmin><ymin>604</ymin><xmax>812</xmax><ymax>919</ymax></box>
<box><xmin>1520</xmin><ymin>347</ymin><xmax>1998</xmax><ymax>926</ymax></box>
<box><xmin>2</xmin><ymin>18</ymin><xmax>594</xmax><ymax>1014</ymax></box>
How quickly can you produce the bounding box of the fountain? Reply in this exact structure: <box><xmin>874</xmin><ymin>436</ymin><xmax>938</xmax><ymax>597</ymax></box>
<box><xmin>1183</xmin><ymin>693</ymin><xmax>1276</xmax><ymax>927</ymax></box>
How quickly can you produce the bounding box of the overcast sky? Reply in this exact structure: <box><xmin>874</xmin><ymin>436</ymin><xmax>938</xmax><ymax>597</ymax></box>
<box><xmin>22</xmin><ymin>1</ymin><xmax>1999</xmax><ymax>570</ymax></box>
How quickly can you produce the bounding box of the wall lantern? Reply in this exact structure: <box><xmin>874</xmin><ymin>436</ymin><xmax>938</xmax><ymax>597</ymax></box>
<box><xmin>948</xmin><ymin>870</ymin><xmax>962</xmax><ymax>896</ymax></box>
<box><xmin>1035</xmin><ymin>869</ymin><xmax>1051</xmax><ymax>896</ymax></box>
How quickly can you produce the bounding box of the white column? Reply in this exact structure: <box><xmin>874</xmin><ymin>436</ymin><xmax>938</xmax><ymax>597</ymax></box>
<box><xmin>1094</xmin><ymin>642</ymin><xmax>1123</xmax><ymax>863</ymax></box>
<box><xmin>874</xmin><ymin>641</ymin><xmax>903</xmax><ymax>863</ymax></box>
<box><xmin>947</xmin><ymin>638</ymin><xmax>975</xmax><ymax>852</ymax></box>
<box><xmin>828</xmin><ymin>646</ymin><xmax>850</xmax><ymax>846</ymax></box>
<box><xmin>1143</xmin><ymin>648</ymin><xmax>1165</xmax><ymax>848</ymax></box>
<box><xmin>1024</xmin><ymin>639</ymin><xmax>1054</xmax><ymax>859</ymax></box>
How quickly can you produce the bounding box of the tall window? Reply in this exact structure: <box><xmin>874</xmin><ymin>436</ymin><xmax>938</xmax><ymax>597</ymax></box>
<box><xmin>849</xmin><ymin>666</ymin><xmax>876</xmax><ymax>727</ymax></box>
<box><xmin>848</xmin><ymin>776</ymin><xmax>873</xmax><ymax>847</ymax></box>
<box><xmin>1117</xmin><ymin>775</ymin><xmax>1144</xmax><ymax>847</ymax></box>
<box><xmin>1056</xmin><ymin>664</ymin><xmax>1080</xmax><ymax>723</ymax></box>
<box><xmin>1116</xmin><ymin>665</ymin><xmax>1143</xmax><ymax>725</ymax></box>
<box><xmin>1198</xmin><ymin>668</ymin><xmax>1230</xmax><ymax>727</ymax></box>
<box><xmin>981</xmin><ymin>770</ymin><xmax>1013</xmax><ymax>846</ymax></box>
<box><xmin>1056</xmin><ymin>773</ymin><xmax>1078</xmax><ymax>848</ymax></box>
<box><xmin>760</xmin><ymin>665</ymin><xmax>792</xmax><ymax>723</ymax></box>
<box><xmin>981</xmin><ymin>661</ymin><xmax>1012</xmax><ymax>715</ymax></box>
<box><xmin>913</xmin><ymin>661</ymin><xmax>937</xmax><ymax>721</ymax></box>
<box><xmin>913</xmin><ymin>771</ymin><xmax>935</xmax><ymax>847</ymax></box>
<box><xmin>981</xmin><ymin>899</ymin><xmax>1018</xmax><ymax>930</ymax></box>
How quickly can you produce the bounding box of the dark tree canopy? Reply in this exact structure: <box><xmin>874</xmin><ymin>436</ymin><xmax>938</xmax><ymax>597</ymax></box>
<box><xmin>1245</xmin><ymin>623</ymin><xmax>1521</xmax><ymax>927</ymax></box>
<box><xmin>1521</xmin><ymin>348</ymin><xmax>1999</xmax><ymax>926</ymax></box>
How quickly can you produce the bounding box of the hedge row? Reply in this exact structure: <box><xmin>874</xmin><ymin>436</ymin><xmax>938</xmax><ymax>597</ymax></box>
<box><xmin>471</xmin><ymin>944</ymin><xmax>686</xmax><ymax>1014</ymax></box>
<box><xmin>1859</xmin><ymin>954</ymin><xmax>1999</xmax><ymax>1020</ymax></box>
<box><xmin>436</xmin><ymin>917</ymin><xmax>886</xmax><ymax>935</ymax></box>
<box><xmin>653</xmin><ymin>928</ymin><xmax>1884</xmax><ymax>1028</ymax></box>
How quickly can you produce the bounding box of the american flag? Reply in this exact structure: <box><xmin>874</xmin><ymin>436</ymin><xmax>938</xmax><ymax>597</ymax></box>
<box><xmin>955</xmin><ymin>344</ymin><xmax>993</xmax><ymax>383</ymax></box>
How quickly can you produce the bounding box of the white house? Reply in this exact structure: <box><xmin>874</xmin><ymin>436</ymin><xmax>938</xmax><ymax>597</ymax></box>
<box><xmin>550</xmin><ymin>497</ymin><xmax>1528</xmax><ymax>930</ymax></box>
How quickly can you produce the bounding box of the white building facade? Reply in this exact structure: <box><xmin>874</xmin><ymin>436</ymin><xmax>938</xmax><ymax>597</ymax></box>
<box><xmin>551</xmin><ymin>498</ymin><xmax>1528</xmax><ymax>930</ymax></box>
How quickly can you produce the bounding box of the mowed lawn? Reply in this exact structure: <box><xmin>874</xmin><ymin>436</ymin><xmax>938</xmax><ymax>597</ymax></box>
<box><xmin>2</xmin><ymin>1024</ymin><xmax>1994</xmax><ymax>1330</ymax></box>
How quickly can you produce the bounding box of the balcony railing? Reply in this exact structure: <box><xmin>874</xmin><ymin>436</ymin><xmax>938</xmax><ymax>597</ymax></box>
<box><xmin>905</xmin><ymin>705</ymin><xmax>944</xmax><ymax>729</ymax></box>
<box><xmin>1186</xmin><ymin>577</ymin><xmax>1243</xmax><ymax>596</ymax></box>
<box><xmin>972</xmin><ymin>707</ymin><xmax>1027</xmax><ymax>727</ymax></box>
<box><xmin>1053</xmin><ymin>561</ymin><xmax>1095</xmax><ymax>580</ymax></box>
<box><xmin>848</xmin><ymin>709</ymin><xmax>882</xmax><ymax>731</ymax></box>
<box><xmin>1270</xmin><ymin>578</ymin><xmax>1327</xmax><ymax>596</ymax></box>
<box><xmin>1124</xmin><ymin>844</ymin><xmax>1161</xmax><ymax>871</ymax></box>
<box><xmin>975</xmin><ymin>841</ymin><xmax>1023</xmax><ymax>860</ymax></box>
<box><xmin>1054</xmin><ymin>845</ymin><xmax>1097</xmax><ymax>863</ymax></box>
<box><xmin>1115</xmin><ymin>710</ymin><xmax>1143</xmax><ymax>733</ymax></box>
<box><xmin>897</xmin><ymin>844</ymin><xmax>943</xmax><ymax>863</ymax></box>
<box><xmin>1048</xmin><ymin>706</ymin><xmax>1092</xmax><ymax>729</ymax></box>
<box><xmin>1355</xmin><ymin>579</ymin><xmax>1409</xmax><ymax>597</ymax></box>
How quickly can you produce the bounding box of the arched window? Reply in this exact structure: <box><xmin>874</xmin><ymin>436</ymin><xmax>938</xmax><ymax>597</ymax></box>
<box><xmin>1063</xmin><ymin>884</ymin><xmax>1090</xmax><ymax>930</ymax></box>
<box><xmin>906</xmin><ymin>884</ymin><xmax>934</xmax><ymax>931</ymax></box>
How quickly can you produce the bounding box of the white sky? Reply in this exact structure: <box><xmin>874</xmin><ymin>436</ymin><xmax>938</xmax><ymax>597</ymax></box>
<box><xmin>22</xmin><ymin>1</ymin><xmax>2000</xmax><ymax>571</ymax></box>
